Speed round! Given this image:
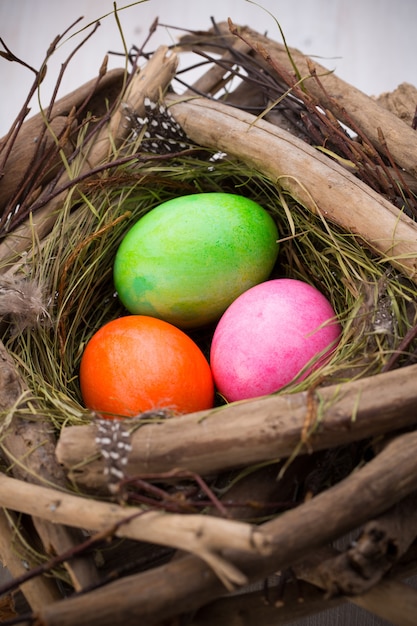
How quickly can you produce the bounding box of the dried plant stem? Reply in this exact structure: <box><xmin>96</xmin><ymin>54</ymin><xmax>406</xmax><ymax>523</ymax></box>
<box><xmin>315</xmin><ymin>491</ymin><xmax>417</xmax><ymax>596</ymax></box>
<box><xmin>56</xmin><ymin>363</ymin><xmax>417</xmax><ymax>488</ymax></box>
<box><xmin>165</xmin><ymin>92</ymin><xmax>417</xmax><ymax>281</ymax></box>
<box><xmin>0</xmin><ymin>46</ymin><xmax>178</xmax><ymax>269</ymax></box>
<box><xmin>33</xmin><ymin>431</ymin><xmax>417</xmax><ymax>625</ymax></box>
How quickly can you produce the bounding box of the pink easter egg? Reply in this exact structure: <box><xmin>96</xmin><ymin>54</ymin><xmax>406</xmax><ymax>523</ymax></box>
<box><xmin>210</xmin><ymin>279</ymin><xmax>341</xmax><ymax>402</ymax></box>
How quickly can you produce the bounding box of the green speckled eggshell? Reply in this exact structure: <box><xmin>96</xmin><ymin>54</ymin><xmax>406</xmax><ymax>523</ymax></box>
<box><xmin>113</xmin><ymin>193</ymin><xmax>279</xmax><ymax>328</ymax></box>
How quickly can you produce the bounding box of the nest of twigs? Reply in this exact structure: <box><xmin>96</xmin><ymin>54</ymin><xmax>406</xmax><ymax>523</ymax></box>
<box><xmin>1</xmin><ymin>9</ymin><xmax>417</xmax><ymax>626</ymax></box>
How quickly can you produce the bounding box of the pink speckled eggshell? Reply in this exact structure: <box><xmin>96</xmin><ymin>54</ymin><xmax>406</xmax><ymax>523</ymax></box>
<box><xmin>210</xmin><ymin>279</ymin><xmax>341</xmax><ymax>402</ymax></box>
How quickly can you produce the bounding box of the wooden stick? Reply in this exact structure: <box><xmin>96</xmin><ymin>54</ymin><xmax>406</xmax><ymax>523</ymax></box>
<box><xmin>80</xmin><ymin>46</ymin><xmax>178</xmax><ymax>170</ymax></box>
<box><xmin>0</xmin><ymin>68</ymin><xmax>125</xmax><ymax>211</ymax></box>
<box><xmin>0</xmin><ymin>341</ymin><xmax>99</xmax><ymax>595</ymax></box>
<box><xmin>185</xmin><ymin>37</ymin><xmax>251</xmax><ymax>97</ymax></box>
<box><xmin>25</xmin><ymin>431</ymin><xmax>417</xmax><ymax>625</ymax></box>
<box><xmin>189</xmin><ymin>461</ymin><xmax>417</xmax><ymax>623</ymax></box>
<box><xmin>165</xmin><ymin>92</ymin><xmax>417</xmax><ymax>281</ymax></box>
<box><xmin>352</xmin><ymin>580</ymin><xmax>417</xmax><ymax>626</ymax></box>
<box><xmin>56</xmin><ymin>363</ymin><xmax>417</xmax><ymax>488</ymax></box>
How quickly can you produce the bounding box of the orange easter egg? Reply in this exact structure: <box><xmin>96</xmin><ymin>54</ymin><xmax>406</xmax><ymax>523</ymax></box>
<box><xmin>79</xmin><ymin>315</ymin><xmax>214</xmax><ymax>418</ymax></box>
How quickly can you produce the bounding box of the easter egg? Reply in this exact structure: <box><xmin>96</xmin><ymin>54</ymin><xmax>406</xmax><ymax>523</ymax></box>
<box><xmin>79</xmin><ymin>315</ymin><xmax>214</xmax><ymax>418</ymax></box>
<box><xmin>113</xmin><ymin>193</ymin><xmax>279</xmax><ymax>328</ymax></box>
<box><xmin>210</xmin><ymin>279</ymin><xmax>341</xmax><ymax>402</ymax></box>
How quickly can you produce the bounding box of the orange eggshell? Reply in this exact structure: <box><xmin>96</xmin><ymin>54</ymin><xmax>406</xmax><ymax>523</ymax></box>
<box><xmin>79</xmin><ymin>315</ymin><xmax>214</xmax><ymax>418</ymax></box>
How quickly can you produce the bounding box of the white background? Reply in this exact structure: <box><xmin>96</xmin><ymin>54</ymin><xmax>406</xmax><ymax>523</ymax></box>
<box><xmin>0</xmin><ymin>0</ymin><xmax>417</xmax><ymax>137</ymax></box>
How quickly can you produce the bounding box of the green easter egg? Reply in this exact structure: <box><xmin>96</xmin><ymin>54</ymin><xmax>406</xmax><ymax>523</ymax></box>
<box><xmin>113</xmin><ymin>193</ymin><xmax>279</xmax><ymax>328</ymax></box>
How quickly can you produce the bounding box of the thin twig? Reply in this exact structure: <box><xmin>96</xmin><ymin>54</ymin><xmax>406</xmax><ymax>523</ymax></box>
<box><xmin>381</xmin><ymin>320</ymin><xmax>417</xmax><ymax>372</ymax></box>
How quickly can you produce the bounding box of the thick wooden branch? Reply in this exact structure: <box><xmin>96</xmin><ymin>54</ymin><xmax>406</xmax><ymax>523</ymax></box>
<box><xmin>195</xmin><ymin>484</ymin><xmax>417</xmax><ymax>623</ymax></box>
<box><xmin>80</xmin><ymin>46</ymin><xmax>178</xmax><ymax>169</ymax></box>
<box><xmin>191</xmin><ymin>574</ymin><xmax>417</xmax><ymax>626</ymax></box>
<box><xmin>184</xmin><ymin>36</ymin><xmax>252</xmax><ymax>97</ymax></box>
<box><xmin>56</xmin><ymin>363</ymin><xmax>417</xmax><ymax>488</ymax></box>
<box><xmin>352</xmin><ymin>579</ymin><xmax>417</xmax><ymax>626</ymax></box>
<box><xmin>165</xmin><ymin>92</ymin><xmax>417</xmax><ymax>281</ymax></box>
<box><xmin>27</xmin><ymin>431</ymin><xmax>417</xmax><ymax>625</ymax></box>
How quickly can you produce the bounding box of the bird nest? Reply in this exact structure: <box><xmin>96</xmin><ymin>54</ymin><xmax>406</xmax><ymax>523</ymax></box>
<box><xmin>1</xmin><ymin>9</ymin><xmax>417</xmax><ymax>626</ymax></box>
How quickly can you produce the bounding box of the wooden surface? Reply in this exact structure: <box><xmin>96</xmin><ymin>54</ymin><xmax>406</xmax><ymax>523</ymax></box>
<box><xmin>57</xmin><ymin>364</ymin><xmax>417</xmax><ymax>488</ymax></box>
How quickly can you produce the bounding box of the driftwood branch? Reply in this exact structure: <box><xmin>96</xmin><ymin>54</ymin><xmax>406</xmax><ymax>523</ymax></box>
<box><xmin>195</xmin><ymin>463</ymin><xmax>417</xmax><ymax>624</ymax></box>
<box><xmin>353</xmin><ymin>579</ymin><xmax>417</xmax><ymax>626</ymax></box>
<box><xmin>184</xmin><ymin>35</ymin><xmax>252</xmax><ymax>97</ymax></box>
<box><xmin>192</xmin><ymin>536</ymin><xmax>417</xmax><ymax>626</ymax></box>
<box><xmin>0</xmin><ymin>340</ymin><xmax>99</xmax><ymax>597</ymax></box>
<box><xmin>27</xmin><ymin>430</ymin><xmax>417</xmax><ymax>625</ymax></box>
<box><xmin>78</xmin><ymin>45</ymin><xmax>178</xmax><ymax>169</ymax></box>
<box><xmin>165</xmin><ymin>91</ymin><xmax>417</xmax><ymax>281</ymax></box>
<box><xmin>56</xmin><ymin>363</ymin><xmax>417</xmax><ymax>488</ymax></box>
